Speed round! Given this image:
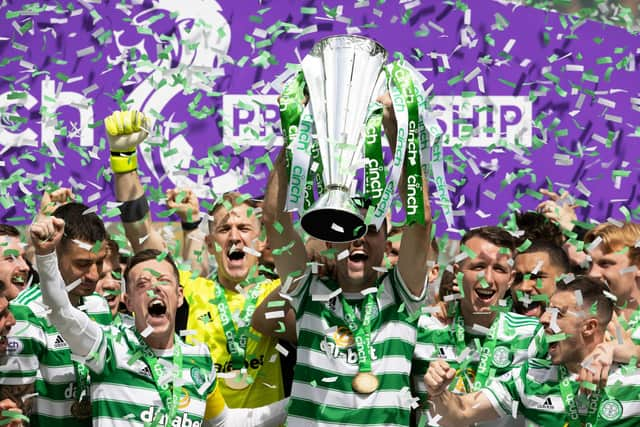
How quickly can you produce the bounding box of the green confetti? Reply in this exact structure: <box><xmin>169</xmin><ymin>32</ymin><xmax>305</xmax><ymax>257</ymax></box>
<box><xmin>517</xmin><ymin>239</ymin><xmax>532</xmax><ymax>252</ymax></box>
<box><xmin>545</xmin><ymin>333</ymin><xmax>569</xmax><ymax>344</ymax></box>
<box><xmin>91</xmin><ymin>240</ymin><xmax>103</xmax><ymax>254</ymax></box>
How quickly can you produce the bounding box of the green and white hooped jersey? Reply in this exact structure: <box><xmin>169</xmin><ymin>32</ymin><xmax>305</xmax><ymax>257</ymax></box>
<box><xmin>285</xmin><ymin>269</ymin><xmax>425</xmax><ymax>427</ymax></box>
<box><xmin>0</xmin><ymin>287</ymin><xmax>112</xmax><ymax>427</ymax></box>
<box><xmin>85</xmin><ymin>323</ymin><xmax>217</xmax><ymax>427</ymax></box>
<box><xmin>412</xmin><ymin>311</ymin><xmax>546</xmax><ymax>424</ymax></box>
<box><xmin>483</xmin><ymin>359</ymin><xmax>640</xmax><ymax>426</ymax></box>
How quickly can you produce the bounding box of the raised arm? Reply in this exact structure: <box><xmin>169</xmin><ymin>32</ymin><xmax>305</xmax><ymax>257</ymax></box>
<box><xmin>30</xmin><ymin>216</ymin><xmax>101</xmax><ymax>358</ymax></box>
<box><xmin>105</xmin><ymin>110</ymin><xmax>165</xmax><ymax>253</ymax></box>
<box><xmin>261</xmin><ymin>148</ymin><xmax>308</xmax><ymax>291</ymax></box>
<box><xmin>423</xmin><ymin>360</ymin><xmax>499</xmax><ymax>427</ymax></box>
<box><xmin>378</xmin><ymin>94</ymin><xmax>432</xmax><ymax>297</ymax></box>
<box><xmin>166</xmin><ymin>188</ymin><xmax>209</xmax><ymax>277</ymax></box>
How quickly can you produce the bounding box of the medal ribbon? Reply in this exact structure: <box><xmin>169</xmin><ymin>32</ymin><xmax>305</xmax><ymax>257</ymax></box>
<box><xmin>127</xmin><ymin>330</ymin><xmax>183</xmax><ymax>427</ymax></box>
<box><xmin>472</xmin><ymin>320</ymin><xmax>500</xmax><ymax>391</ymax></box>
<box><xmin>212</xmin><ymin>282</ymin><xmax>262</xmax><ymax>369</ymax></box>
<box><xmin>340</xmin><ymin>292</ymin><xmax>377</xmax><ymax>373</ymax></box>
<box><xmin>73</xmin><ymin>297</ymin><xmax>91</xmax><ymax>407</ymax></box>
<box><xmin>558</xmin><ymin>365</ymin><xmax>602</xmax><ymax>427</ymax></box>
<box><xmin>72</xmin><ymin>361</ymin><xmax>90</xmax><ymax>402</ymax></box>
<box><xmin>452</xmin><ymin>304</ymin><xmax>467</xmax><ymax>354</ymax></box>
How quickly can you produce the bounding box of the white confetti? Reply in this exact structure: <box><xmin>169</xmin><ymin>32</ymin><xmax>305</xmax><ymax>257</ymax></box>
<box><xmin>331</xmin><ymin>223</ymin><xmax>344</xmax><ymax>233</ymax></box>
<box><xmin>264</xmin><ymin>310</ymin><xmax>285</xmax><ymax>320</ymax></box>
<box><xmin>337</xmin><ymin>249</ymin><xmax>350</xmax><ymax>261</ymax></box>
<box><xmin>574</xmin><ymin>290</ymin><xmax>583</xmax><ymax>307</ymax></box>
<box><xmin>141</xmin><ymin>324</ymin><xmax>154</xmax><ymax>338</ymax></box>
<box><xmin>72</xmin><ymin>239</ymin><xmax>92</xmax><ymax>251</ymax></box>
<box><xmin>360</xmin><ymin>287</ymin><xmax>378</xmax><ymax>296</ymax></box>
<box><xmin>21</xmin><ymin>392</ymin><xmax>38</xmax><ymax>402</ymax></box>
<box><xmin>443</xmin><ymin>293</ymin><xmax>462</xmax><ymax>302</ymax></box>
<box><xmin>619</xmin><ymin>265</ymin><xmax>638</xmax><ymax>275</ymax></box>
<box><xmin>531</xmin><ymin>260</ymin><xmax>544</xmax><ymax>275</ymax></box>
<box><xmin>471</xmin><ymin>324</ymin><xmax>490</xmax><ymax>335</ymax></box>
<box><xmin>311</xmin><ymin>287</ymin><xmax>342</xmax><ymax>302</ymax></box>
<box><xmin>242</xmin><ymin>246</ymin><xmax>262</xmax><ymax>257</ymax></box>
<box><xmin>65</xmin><ymin>278</ymin><xmax>82</xmax><ymax>292</ymax></box>
<box><xmin>586</xmin><ymin>236</ymin><xmax>603</xmax><ymax>253</ymax></box>
<box><xmin>602</xmin><ymin>290</ymin><xmax>618</xmax><ymax>302</ymax></box>
<box><xmin>275</xmin><ymin>343</ymin><xmax>289</xmax><ymax>357</ymax></box>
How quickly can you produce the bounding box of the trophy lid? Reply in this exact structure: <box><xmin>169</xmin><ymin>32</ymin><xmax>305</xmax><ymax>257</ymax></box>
<box><xmin>309</xmin><ymin>35</ymin><xmax>388</xmax><ymax>61</ymax></box>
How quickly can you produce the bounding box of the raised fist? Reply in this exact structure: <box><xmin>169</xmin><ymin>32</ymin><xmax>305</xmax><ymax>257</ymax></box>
<box><xmin>104</xmin><ymin>110</ymin><xmax>149</xmax><ymax>152</ymax></box>
<box><xmin>166</xmin><ymin>188</ymin><xmax>201</xmax><ymax>223</ymax></box>
<box><xmin>39</xmin><ymin>187</ymin><xmax>76</xmax><ymax>217</ymax></box>
<box><xmin>424</xmin><ymin>359</ymin><xmax>456</xmax><ymax>398</ymax></box>
<box><xmin>30</xmin><ymin>216</ymin><xmax>65</xmax><ymax>256</ymax></box>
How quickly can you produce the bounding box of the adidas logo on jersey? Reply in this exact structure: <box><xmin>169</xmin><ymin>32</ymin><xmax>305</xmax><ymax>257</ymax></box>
<box><xmin>541</xmin><ymin>397</ymin><xmax>554</xmax><ymax>410</ymax></box>
<box><xmin>139</xmin><ymin>366</ymin><xmax>152</xmax><ymax>378</ymax></box>
<box><xmin>140</xmin><ymin>407</ymin><xmax>201</xmax><ymax>427</ymax></box>
<box><xmin>53</xmin><ymin>334</ymin><xmax>67</xmax><ymax>349</ymax></box>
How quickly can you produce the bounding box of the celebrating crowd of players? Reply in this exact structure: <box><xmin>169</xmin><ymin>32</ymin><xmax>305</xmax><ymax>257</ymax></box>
<box><xmin>0</xmin><ymin>103</ymin><xmax>637</xmax><ymax>427</ymax></box>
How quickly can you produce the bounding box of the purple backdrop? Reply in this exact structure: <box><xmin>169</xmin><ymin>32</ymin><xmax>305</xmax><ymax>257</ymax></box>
<box><xmin>0</xmin><ymin>0</ymin><xmax>638</xmax><ymax>235</ymax></box>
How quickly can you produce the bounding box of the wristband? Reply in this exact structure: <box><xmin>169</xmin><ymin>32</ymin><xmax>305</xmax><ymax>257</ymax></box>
<box><xmin>119</xmin><ymin>195</ymin><xmax>149</xmax><ymax>223</ymax></box>
<box><xmin>110</xmin><ymin>150</ymin><xmax>138</xmax><ymax>174</ymax></box>
<box><xmin>181</xmin><ymin>217</ymin><xmax>203</xmax><ymax>231</ymax></box>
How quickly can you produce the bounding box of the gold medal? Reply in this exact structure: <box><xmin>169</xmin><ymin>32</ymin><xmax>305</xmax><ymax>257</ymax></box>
<box><xmin>70</xmin><ymin>399</ymin><xmax>92</xmax><ymax>420</ymax></box>
<box><xmin>224</xmin><ymin>369</ymin><xmax>250</xmax><ymax>390</ymax></box>
<box><xmin>352</xmin><ymin>372</ymin><xmax>379</xmax><ymax>394</ymax></box>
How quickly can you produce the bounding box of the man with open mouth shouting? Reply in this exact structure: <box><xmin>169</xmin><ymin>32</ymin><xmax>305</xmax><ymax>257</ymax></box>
<box><xmin>29</xmin><ymin>216</ymin><xmax>287</xmax><ymax>427</ymax></box>
<box><xmin>104</xmin><ymin>110</ymin><xmax>285</xmax><ymax>411</ymax></box>
<box><xmin>253</xmin><ymin>93</ymin><xmax>435</xmax><ymax>426</ymax></box>
<box><xmin>412</xmin><ymin>226</ymin><xmax>548</xmax><ymax>427</ymax></box>
<box><xmin>0</xmin><ymin>202</ymin><xmax>112</xmax><ymax>427</ymax></box>
<box><xmin>0</xmin><ymin>225</ymin><xmax>31</xmax><ymax>301</ymax></box>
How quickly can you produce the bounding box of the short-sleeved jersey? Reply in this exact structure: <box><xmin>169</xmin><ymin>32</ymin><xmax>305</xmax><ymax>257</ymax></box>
<box><xmin>180</xmin><ymin>271</ymin><xmax>284</xmax><ymax>409</ymax></box>
<box><xmin>84</xmin><ymin>323</ymin><xmax>218</xmax><ymax>426</ymax></box>
<box><xmin>412</xmin><ymin>310</ymin><xmax>546</xmax><ymax>425</ymax></box>
<box><xmin>0</xmin><ymin>287</ymin><xmax>111</xmax><ymax>427</ymax></box>
<box><xmin>286</xmin><ymin>268</ymin><xmax>426</xmax><ymax>427</ymax></box>
<box><xmin>483</xmin><ymin>359</ymin><xmax>640</xmax><ymax>426</ymax></box>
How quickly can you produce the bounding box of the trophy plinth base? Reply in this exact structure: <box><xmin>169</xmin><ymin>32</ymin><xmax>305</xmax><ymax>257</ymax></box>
<box><xmin>301</xmin><ymin>187</ymin><xmax>366</xmax><ymax>243</ymax></box>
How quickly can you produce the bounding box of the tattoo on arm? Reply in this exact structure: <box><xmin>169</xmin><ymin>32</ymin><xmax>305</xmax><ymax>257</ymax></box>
<box><xmin>0</xmin><ymin>383</ymin><xmax>35</xmax><ymax>415</ymax></box>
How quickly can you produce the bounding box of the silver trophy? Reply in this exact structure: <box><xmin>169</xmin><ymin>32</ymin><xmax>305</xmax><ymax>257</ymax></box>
<box><xmin>299</xmin><ymin>35</ymin><xmax>388</xmax><ymax>243</ymax></box>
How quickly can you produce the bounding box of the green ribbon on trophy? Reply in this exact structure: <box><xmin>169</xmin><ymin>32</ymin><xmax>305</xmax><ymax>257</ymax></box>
<box><xmin>391</xmin><ymin>60</ymin><xmax>425</xmax><ymax>226</ymax></box>
<box><xmin>279</xmin><ymin>73</ymin><xmax>324</xmax><ymax>214</ymax></box>
<box><xmin>363</xmin><ymin>104</ymin><xmax>385</xmax><ymax>205</ymax></box>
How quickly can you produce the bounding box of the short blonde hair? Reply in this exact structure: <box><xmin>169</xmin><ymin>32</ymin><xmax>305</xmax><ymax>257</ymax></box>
<box><xmin>584</xmin><ymin>222</ymin><xmax>640</xmax><ymax>266</ymax></box>
<box><xmin>208</xmin><ymin>192</ymin><xmax>261</xmax><ymax>234</ymax></box>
